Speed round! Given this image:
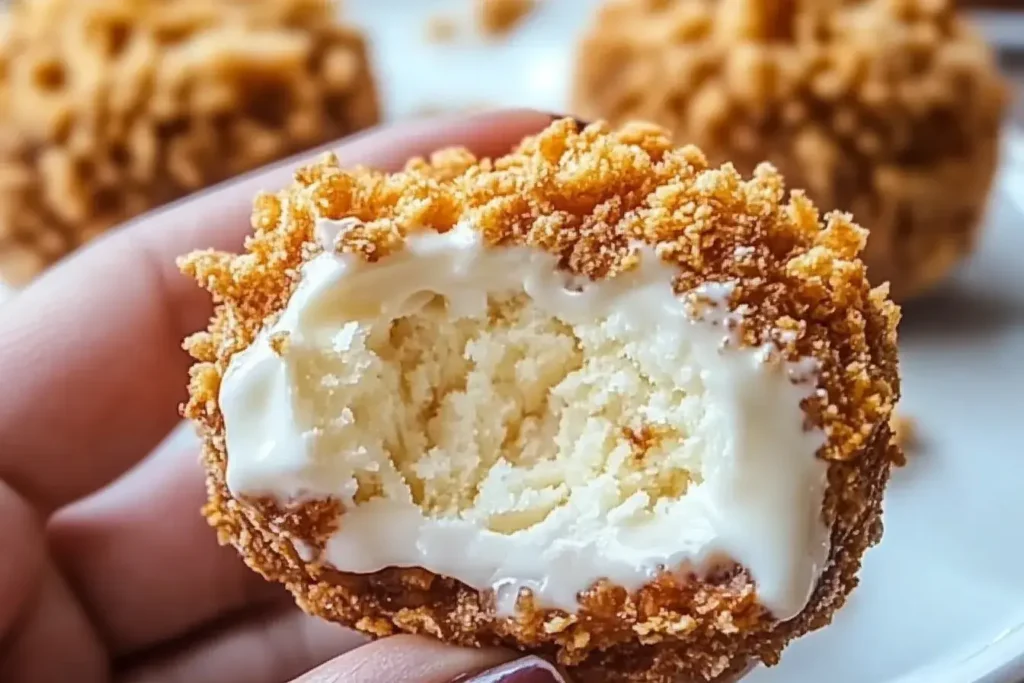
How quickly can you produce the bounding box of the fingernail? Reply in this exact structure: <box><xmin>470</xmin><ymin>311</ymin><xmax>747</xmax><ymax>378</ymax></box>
<box><xmin>546</xmin><ymin>113</ymin><xmax>589</xmax><ymax>130</ymax></box>
<box><xmin>459</xmin><ymin>655</ymin><xmax>567</xmax><ymax>682</ymax></box>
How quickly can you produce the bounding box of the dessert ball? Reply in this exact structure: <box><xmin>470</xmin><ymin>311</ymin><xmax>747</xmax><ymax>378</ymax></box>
<box><xmin>0</xmin><ymin>0</ymin><xmax>379</xmax><ymax>285</ymax></box>
<box><xmin>181</xmin><ymin>119</ymin><xmax>901</xmax><ymax>682</ymax></box>
<box><xmin>573</xmin><ymin>0</ymin><xmax>1007</xmax><ymax>300</ymax></box>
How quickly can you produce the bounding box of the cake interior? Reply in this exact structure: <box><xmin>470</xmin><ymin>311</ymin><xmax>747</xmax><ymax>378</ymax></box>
<box><xmin>291</xmin><ymin>289</ymin><xmax>703</xmax><ymax>533</ymax></box>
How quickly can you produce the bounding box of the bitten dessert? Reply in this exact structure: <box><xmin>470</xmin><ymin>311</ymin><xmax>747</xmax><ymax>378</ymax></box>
<box><xmin>573</xmin><ymin>0</ymin><xmax>1007</xmax><ymax>300</ymax></box>
<box><xmin>0</xmin><ymin>0</ymin><xmax>379</xmax><ymax>285</ymax></box>
<box><xmin>182</xmin><ymin>119</ymin><xmax>901</xmax><ymax>682</ymax></box>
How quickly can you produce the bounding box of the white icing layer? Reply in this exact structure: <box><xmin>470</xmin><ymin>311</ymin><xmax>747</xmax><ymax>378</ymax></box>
<box><xmin>220</xmin><ymin>220</ymin><xmax>830</xmax><ymax>619</ymax></box>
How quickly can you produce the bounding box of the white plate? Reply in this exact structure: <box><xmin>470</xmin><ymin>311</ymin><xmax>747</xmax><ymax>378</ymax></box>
<box><xmin>4</xmin><ymin>3</ymin><xmax>1024</xmax><ymax>682</ymax></box>
<box><xmin>345</xmin><ymin>3</ymin><xmax>1024</xmax><ymax>682</ymax></box>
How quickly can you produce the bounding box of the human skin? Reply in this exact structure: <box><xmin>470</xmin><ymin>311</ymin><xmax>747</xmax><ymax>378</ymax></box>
<box><xmin>0</xmin><ymin>110</ymin><xmax>560</xmax><ymax>683</ymax></box>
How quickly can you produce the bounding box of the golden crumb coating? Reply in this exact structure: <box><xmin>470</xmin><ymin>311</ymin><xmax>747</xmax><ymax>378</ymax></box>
<box><xmin>573</xmin><ymin>0</ymin><xmax>1007</xmax><ymax>301</ymax></box>
<box><xmin>0</xmin><ymin>0</ymin><xmax>379</xmax><ymax>285</ymax></box>
<box><xmin>181</xmin><ymin>119</ymin><xmax>901</xmax><ymax>682</ymax></box>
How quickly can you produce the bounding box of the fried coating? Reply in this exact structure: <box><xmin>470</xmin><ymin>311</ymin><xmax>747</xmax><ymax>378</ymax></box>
<box><xmin>573</xmin><ymin>0</ymin><xmax>1007</xmax><ymax>300</ymax></box>
<box><xmin>0</xmin><ymin>0</ymin><xmax>379</xmax><ymax>285</ymax></box>
<box><xmin>181</xmin><ymin>119</ymin><xmax>901</xmax><ymax>682</ymax></box>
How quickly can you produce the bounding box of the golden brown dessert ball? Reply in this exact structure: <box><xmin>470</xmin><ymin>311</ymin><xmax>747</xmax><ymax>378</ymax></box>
<box><xmin>573</xmin><ymin>0</ymin><xmax>1008</xmax><ymax>300</ymax></box>
<box><xmin>0</xmin><ymin>0</ymin><xmax>379</xmax><ymax>285</ymax></box>
<box><xmin>181</xmin><ymin>120</ymin><xmax>901</xmax><ymax>682</ymax></box>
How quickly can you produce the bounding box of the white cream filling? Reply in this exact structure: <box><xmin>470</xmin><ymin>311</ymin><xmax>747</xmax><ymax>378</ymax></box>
<box><xmin>219</xmin><ymin>219</ymin><xmax>830</xmax><ymax>620</ymax></box>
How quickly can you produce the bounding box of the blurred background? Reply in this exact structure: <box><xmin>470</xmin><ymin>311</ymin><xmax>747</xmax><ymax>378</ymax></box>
<box><xmin>1</xmin><ymin>1</ymin><xmax>1024</xmax><ymax>682</ymax></box>
<box><xmin>1</xmin><ymin>0</ymin><xmax>1023</xmax><ymax>290</ymax></box>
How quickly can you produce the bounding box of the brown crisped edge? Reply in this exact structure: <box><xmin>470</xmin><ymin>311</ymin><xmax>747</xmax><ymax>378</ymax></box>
<box><xmin>0</xmin><ymin>0</ymin><xmax>380</xmax><ymax>285</ymax></box>
<box><xmin>572</xmin><ymin>0</ymin><xmax>1008</xmax><ymax>301</ymax></box>
<box><xmin>181</xmin><ymin>119</ymin><xmax>901</xmax><ymax>683</ymax></box>
<box><xmin>475</xmin><ymin>0</ymin><xmax>537</xmax><ymax>37</ymax></box>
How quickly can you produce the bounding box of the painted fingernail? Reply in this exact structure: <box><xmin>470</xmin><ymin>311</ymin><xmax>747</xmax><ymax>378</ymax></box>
<box><xmin>460</xmin><ymin>655</ymin><xmax>567</xmax><ymax>682</ymax></box>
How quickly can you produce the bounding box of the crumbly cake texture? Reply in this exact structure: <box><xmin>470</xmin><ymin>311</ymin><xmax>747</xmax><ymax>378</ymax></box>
<box><xmin>0</xmin><ymin>0</ymin><xmax>379</xmax><ymax>285</ymax></box>
<box><xmin>573</xmin><ymin>0</ymin><xmax>1007</xmax><ymax>301</ymax></box>
<box><xmin>181</xmin><ymin>119</ymin><xmax>901</xmax><ymax>683</ymax></box>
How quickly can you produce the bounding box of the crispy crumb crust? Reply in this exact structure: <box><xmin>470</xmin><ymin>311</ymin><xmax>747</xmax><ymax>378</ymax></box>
<box><xmin>572</xmin><ymin>0</ymin><xmax>1007</xmax><ymax>301</ymax></box>
<box><xmin>181</xmin><ymin>119</ymin><xmax>901</xmax><ymax>682</ymax></box>
<box><xmin>0</xmin><ymin>0</ymin><xmax>379</xmax><ymax>285</ymax></box>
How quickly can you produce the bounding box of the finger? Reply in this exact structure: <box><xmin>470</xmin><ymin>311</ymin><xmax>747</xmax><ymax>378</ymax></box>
<box><xmin>0</xmin><ymin>482</ymin><xmax>106</xmax><ymax>682</ymax></box>
<box><xmin>0</xmin><ymin>109</ymin><xmax>555</xmax><ymax>513</ymax></box>
<box><xmin>454</xmin><ymin>656</ymin><xmax>570</xmax><ymax>683</ymax></box>
<box><xmin>49</xmin><ymin>424</ymin><xmax>282</xmax><ymax>654</ymax></box>
<box><xmin>291</xmin><ymin>635</ymin><xmax>515</xmax><ymax>683</ymax></box>
<box><xmin>0</xmin><ymin>554</ymin><xmax>107</xmax><ymax>683</ymax></box>
<box><xmin>117</xmin><ymin>608</ymin><xmax>366</xmax><ymax>683</ymax></box>
<box><xmin>0</xmin><ymin>482</ymin><xmax>44</xmax><ymax>638</ymax></box>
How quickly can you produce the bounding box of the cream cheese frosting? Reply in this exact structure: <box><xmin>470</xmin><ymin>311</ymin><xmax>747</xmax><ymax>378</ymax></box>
<box><xmin>218</xmin><ymin>218</ymin><xmax>830</xmax><ymax>620</ymax></box>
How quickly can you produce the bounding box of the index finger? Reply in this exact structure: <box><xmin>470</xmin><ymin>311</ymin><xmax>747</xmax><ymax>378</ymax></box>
<box><xmin>0</xmin><ymin>109</ymin><xmax>555</xmax><ymax>512</ymax></box>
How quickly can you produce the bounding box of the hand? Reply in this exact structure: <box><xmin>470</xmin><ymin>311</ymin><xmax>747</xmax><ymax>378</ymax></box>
<box><xmin>0</xmin><ymin>109</ymin><xmax>565</xmax><ymax>683</ymax></box>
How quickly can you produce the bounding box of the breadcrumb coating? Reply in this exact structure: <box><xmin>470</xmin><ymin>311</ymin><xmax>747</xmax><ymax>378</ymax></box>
<box><xmin>181</xmin><ymin>119</ymin><xmax>901</xmax><ymax>682</ymax></box>
<box><xmin>573</xmin><ymin>0</ymin><xmax>1007</xmax><ymax>300</ymax></box>
<box><xmin>0</xmin><ymin>0</ymin><xmax>379</xmax><ymax>285</ymax></box>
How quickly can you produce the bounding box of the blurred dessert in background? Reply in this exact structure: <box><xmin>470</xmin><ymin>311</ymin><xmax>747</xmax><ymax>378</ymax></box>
<box><xmin>425</xmin><ymin>13</ymin><xmax>460</xmax><ymax>43</ymax></box>
<box><xmin>573</xmin><ymin>0</ymin><xmax>1008</xmax><ymax>300</ymax></box>
<box><xmin>428</xmin><ymin>0</ymin><xmax>536</xmax><ymax>43</ymax></box>
<box><xmin>476</xmin><ymin>0</ymin><xmax>537</xmax><ymax>37</ymax></box>
<box><xmin>0</xmin><ymin>0</ymin><xmax>379</xmax><ymax>285</ymax></box>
